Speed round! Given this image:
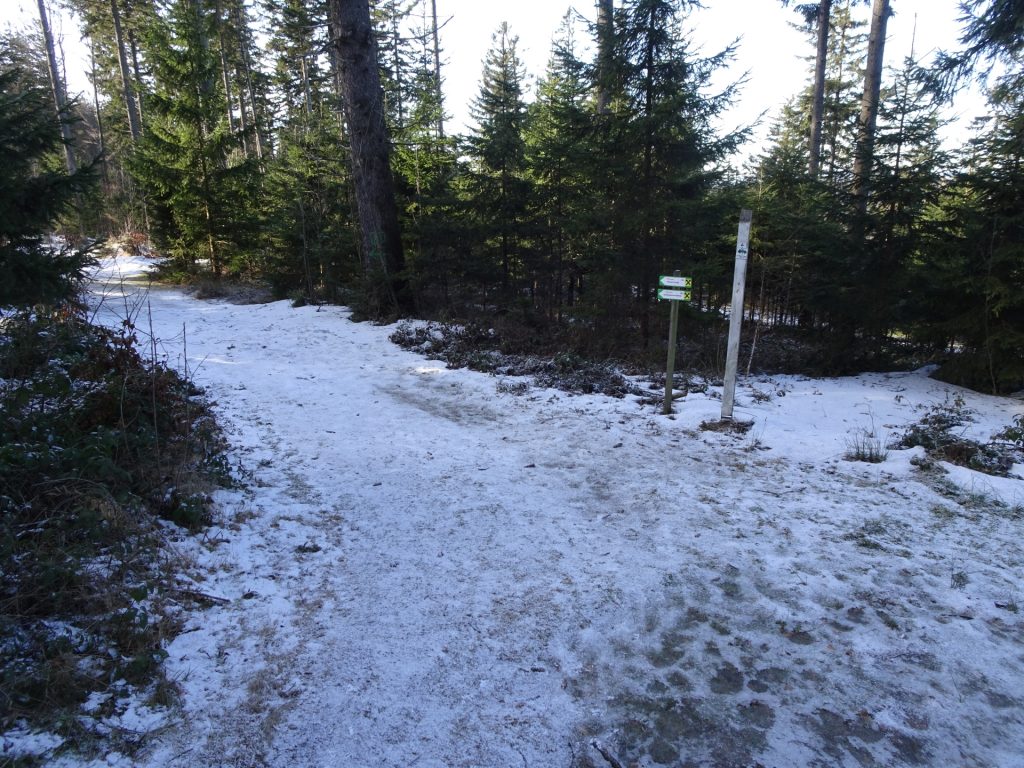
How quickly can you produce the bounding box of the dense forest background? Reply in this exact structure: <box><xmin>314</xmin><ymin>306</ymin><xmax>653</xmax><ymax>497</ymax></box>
<box><xmin>3</xmin><ymin>0</ymin><xmax>1022</xmax><ymax>392</ymax></box>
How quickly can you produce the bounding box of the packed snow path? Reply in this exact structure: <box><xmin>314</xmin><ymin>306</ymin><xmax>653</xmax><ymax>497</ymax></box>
<box><xmin>89</xmin><ymin>255</ymin><xmax>1023</xmax><ymax>768</ymax></box>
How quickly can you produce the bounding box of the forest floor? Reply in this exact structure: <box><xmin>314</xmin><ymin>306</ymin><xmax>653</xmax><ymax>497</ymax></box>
<box><xmin>20</xmin><ymin>251</ymin><xmax>1024</xmax><ymax>767</ymax></box>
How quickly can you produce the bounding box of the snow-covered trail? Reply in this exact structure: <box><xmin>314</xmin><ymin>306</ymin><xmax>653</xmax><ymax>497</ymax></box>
<box><xmin>87</xmin><ymin>255</ymin><xmax>1024</xmax><ymax>768</ymax></box>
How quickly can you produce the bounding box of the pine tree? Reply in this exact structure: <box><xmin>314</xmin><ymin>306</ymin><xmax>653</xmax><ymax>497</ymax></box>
<box><xmin>817</xmin><ymin>0</ymin><xmax>868</xmax><ymax>188</ymax></box>
<box><xmin>68</xmin><ymin>0</ymin><xmax>155</xmax><ymax>232</ymax></box>
<box><xmin>464</xmin><ymin>22</ymin><xmax>531</xmax><ymax>299</ymax></box>
<box><xmin>0</xmin><ymin>48</ymin><xmax>94</xmax><ymax>307</ymax></box>
<box><xmin>525</xmin><ymin>14</ymin><xmax>599</xmax><ymax>320</ymax></box>
<box><xmin>861</xmin><ymin>55</ymin><xmax>948</xmax><ymax>337</ymax></box>
<box><xmin>261</xmin><ymin>0</ymin><xmax>360</xmax><ymax>300</ymax></box>
<box><xmin>851</xmin><ymin>0</ymin><xmax>892</xmax><ymax>214</ymax></box>
<box><xmin>917</xmin><ymin>1</ymin><xmax>1024</xmax><ymax>392</ymax></box>
<box><xmin>744</xmin><ymin>102</ymin><xmax>849</xmax><ymax>333</ymax></box>
<box><xmin>602</xmin><ymin>0</ymin><xmax>742</xmax><ymax>345</ymax></box>
<box><xmin>132</xmin><ymin>0</ymin><xmax>258</xmax><ymax>277</ymax></box>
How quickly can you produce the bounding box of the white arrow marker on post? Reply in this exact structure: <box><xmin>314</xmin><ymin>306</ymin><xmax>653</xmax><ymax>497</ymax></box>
<box><xmin>721</xmin><ymin>209</ymin><xmax>753</xmax><ymax>422</ymax></box>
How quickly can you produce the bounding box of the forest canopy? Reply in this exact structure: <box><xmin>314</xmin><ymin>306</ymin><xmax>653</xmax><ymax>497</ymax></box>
<box><xmin>4</xmin><ymin>0</ymin><xmax>1022</xmax><ymax>393</ymax></box>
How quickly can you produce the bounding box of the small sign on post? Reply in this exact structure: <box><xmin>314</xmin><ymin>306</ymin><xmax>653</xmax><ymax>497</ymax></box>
<box><xmin>721</xmin><ymin>209</ymin><xmax>753</xmax><ymax>421</ymax></box>
<box><xmin>659</xmin><ymin>273</ymin><xmax>692</xmax><ymax>415</ymax></box>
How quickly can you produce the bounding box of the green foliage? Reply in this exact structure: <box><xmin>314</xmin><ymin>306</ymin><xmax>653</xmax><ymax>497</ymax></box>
<box><xmin>463</xmin><ymin>23</ymin><xmax>532</xmax><ymax>297</ymax></box>
<box><xmin>914</xmin><ymin>87</ymin><xmax>1024</xmax><ymax>394</ymax></box>
<box><xmin>132</xmin><ymin>0</ymin><xmax>260</xmax><ymax>278</ymax></box>
<box><xmin>0</xmin><ymin>62</ymin><xmax>95</xmax><ymax>308</ymax></box>
<box><xmin>262</xmin><ymin>120</ymin><xmax>359</xmax><ymax>300</ymax></box>
<box><xmin>996</xmin><ymin>414</ymin><xmax>1024</xmax><ymax>448</ymax></box>
<box><xmin>524</xmin><ymin>14</ymin><xmax>604</xmax><ymax>322</ymax></box>
<box><xmin>50</xmin><ymin>0</ymin><xmax>1024</xmax><ymax>389</ymax></box>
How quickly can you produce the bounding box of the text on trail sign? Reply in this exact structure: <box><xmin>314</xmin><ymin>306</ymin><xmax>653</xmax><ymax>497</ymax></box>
<box><xmin>657</xmin><ymin>288</ymin><xmax>691</xmax><ymax>301</ymax></box>
<box><xmin>659</xmin><ymin>275</ymin><xmax>692</xmax><ymax>288</ymax></box>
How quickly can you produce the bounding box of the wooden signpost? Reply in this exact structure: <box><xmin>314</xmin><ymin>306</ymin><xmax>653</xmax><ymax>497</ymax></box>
<box><xmin>659</xmin><ymin>273</ymin><xmax>692</xmax><ymax>415</ymax></box>
<box><xmin>721</xmin><ymin>209</ymin><xmax>753</xmax><ymax>421</ymax></box>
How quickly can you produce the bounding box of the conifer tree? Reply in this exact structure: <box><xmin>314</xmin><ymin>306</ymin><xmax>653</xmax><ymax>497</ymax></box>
<box><xmin>262</xmin><ymin>0</ymin><xmax>359</xmax><ymax>300</ymax></box>
<box><xmin>602</xmin><ymin>0</ymin><xmax>741</xmax><ymax>345</ymax></box>
<box><xmin>132</xmin><ymin>0</ymin><xmax>257</xmax><ymax>277</ymax></box>
<box><xmin>0</xmin><ymin>47</ymin><xmax>94</xmax><ymax>307</ymax></box>
<box><xmin>916</xmin><ymin>0</ymin><xmax>1024</xmax><ymax>392</ymax></box>
<box><xmin>861</xmin><ymin>55</ymin><xmax>948</xmax><ymax>337</ymax></box>
<box><xmin>525</xmin><ymin>15</ymin><xmax>598</xmax><ymax>319</ymax></box>
<box><xmin>465</xmin><ymin>22</ymin><xmax>531</xmax><ymax>299</ymax></box>
<box><xmin>329</xmin><ymin>0</ymin><xmax>413</xmax><ymax>315</ymax></box>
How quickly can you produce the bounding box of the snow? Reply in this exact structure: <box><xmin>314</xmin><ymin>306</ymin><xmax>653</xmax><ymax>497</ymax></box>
<box><xmin>28</xmin><ymin>250</ymin><xmax>1024</xmax><ymax>766</ymax></box>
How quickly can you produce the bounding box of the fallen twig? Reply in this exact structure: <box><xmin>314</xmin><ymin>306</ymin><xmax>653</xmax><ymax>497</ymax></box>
<box><xmin>174</xmin><ymin>588</ymin><xmax>230</xmax><ymax>606</ymax></box>
<box><xmin>590</xmin><ymin>740</ymin><xmax>625</xmax><ymax>768</ymax></box>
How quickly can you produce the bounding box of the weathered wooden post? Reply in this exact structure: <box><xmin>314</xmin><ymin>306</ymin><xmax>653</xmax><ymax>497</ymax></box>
<box><xmin>658</xmin><ymin>272</ymin><xmax>692</xmax><ymax>415</ymax></box>
<box><xmin>721</xmin><ymin>209</ymin><xmax>753</xmax><ymax>421</ymax></box>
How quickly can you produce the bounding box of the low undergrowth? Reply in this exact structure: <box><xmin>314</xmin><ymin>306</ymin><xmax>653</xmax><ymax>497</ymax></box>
<box><xmin>390</xmin><ymin>320</ymin><xmax>644</xmax><ymax>398</ymax></box>
<box><xmin>0</xmin><ymin>308</ymin><xmax>229</xmax><ymax>763</ymax></box>
<box><xmin>895</xmin><ymin>395</ymin><xmax>1023</xmax><ymax>476</ymax></box>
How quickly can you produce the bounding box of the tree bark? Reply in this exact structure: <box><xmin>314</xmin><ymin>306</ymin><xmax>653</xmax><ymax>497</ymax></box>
<box><xmin>37</xmin><ymin>0</ymin><xmax>77</xmax><ymax>173</ymax></box>
<box><xmin>111</xmin><ymin>0</ymin><xmax>142</xmax><ymax>142</ymax></box>
<box><xmin>430</xmin><ymin>0</ymin><xmax>444</xmax><ymax>137</ymax></box>
<box><xmin>88</xmin><ymin>38</ymin><xmax>108</xmax><ymax>184</ymax></box>
<box><xmin>808</xmin><ymin>0</ymin><xmax>831</xmax><ymax>177</ymax></box>
<box><xmin>852</xmin><ymin>0</ymin><xmax>891</xmax><ymax>211</ymax></box>
<box><xmin>232</xmin><ymin>1</ymin><xmax>266</xmax><ymax>160</ymax></box>
<box><xmin>127</xmin><ymin>25</ymin><xmax>145</xmax><ymax>125</ymax></box>
<box><xmin>595</xmin><ymin>0</ymin><xmax>614</xmax><ymax>114</ymax></box>
<box><xmin>329</xmin><ymin>0</ymin><xmax>412</xmax><ymax>315</ymax></box>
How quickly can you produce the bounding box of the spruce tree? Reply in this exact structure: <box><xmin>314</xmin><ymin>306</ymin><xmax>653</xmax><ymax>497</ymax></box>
<box><xmin>329</xmin><ymin>0</ymin><xmax>413</xmax><ymax>315</ymax></box>
<box><xmin>131</xmin><ymin>0</ymin><xmax>258</xmax><ymax>277</ymax></box>
<box><xmin>525</xmin><ymin>15</ymin><xmax>598</xmax><ymax>320</ymax></box>
<box><xmin>602</xmin><ymin>0</ymin><xmax>742</xmax><ymax>346</ymax></box>
<box><xmin>0</xmin><ymin>50</ymin><xmax>94</xmax><ymax>307</ymax></box>
<box><xmin>464</xmin><ymin>22</ymin><xmax>531</xmax><ymax>300</ymax></box>
<box><xmin>917</xmin><ymin>2</ymin><xmax>1024</xmax><ymax>393</ymax></box>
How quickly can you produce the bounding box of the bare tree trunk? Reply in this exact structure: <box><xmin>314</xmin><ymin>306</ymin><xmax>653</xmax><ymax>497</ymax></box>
<box><xmin>390</xmin><ymin>3</ymin><xmax>404</xmax><ymax>128</ymax></box>
<box><xmin>299</xmin><ymin>55</ymin><xmax>313</xmax><ymax>118</ymax></box>
<box><xmin>214</xmin><ymin>0</ymin><xmax>240</xmax><ymax>150</ymax></box>
<box><xmin>326</xmin><ymin>12</ymin><xmax>347</xmax><ymax>125</ymax></box>
<box><xmin>89</xmin><ymin>39</ymin><xmax>109</xmax><ymax>185</ymax></box>
<box><xmin>430</xmin><ymin>0</ymin><xmax>444</xmax><ymax>138</ymax></box>
<box><xmin>126</xmin><ymin>26</ymin><xmax>145</xmax><ymax>126</ymax></box>
<box><xmin>37</xmin><ymin>0</ymin><xmax>77</xmax><ymax>174</ymax></box>
<box><xmin>852</xmin><ymin>0</ymin><xmax>891</xmax><ymax>211</ymax></box>
<box><xmin>329</xmin><ymin>0</ymin><xmax>413</xmax><ymax>315</ymax></box>
<box><xmin>110</xmin><ymin>0</ymin><xmax>142</xmax><ymax>141</ymax></box>
<box><xmin>232</xmin><ymin>1</ymin><xmax>265</xmax><ymax>160</ymax></box>
<box><xmin>808</xmin><ymin>0</ymin><xmax>831</xmax><ymax>176</ymax></box>
<box><xmin>595</xmin><ymin>0</ymin><xmax>614</xmax><ymax>114</ymax></box>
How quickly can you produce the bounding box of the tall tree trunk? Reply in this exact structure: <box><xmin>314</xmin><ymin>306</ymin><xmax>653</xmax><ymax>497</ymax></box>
<box><xmin>37</xmin><ymin>0</ymin><xmax>77</xmax><ymax>174</ymax></box>
<box><xmin>852</xmin><ymin>0</ymin><xmax>891</xmax><ymax>211</ymax></box>
<box><xmin>430</xmin><ymin>0</ymin><xmax>444</xmax><ymax>138</ymax></box>
<box><xmin>808</xmin><ymin>0</ymin><xmax>832</xmax><ymax>177</ymax></box>
<box><xmin>214</xmin><ymin>0</ymin><xmax>239</xmax><ymax>147</ymax></box>
<box><xmin>111</xmin><ymin>0</ymin><xmax>142</xmax><ymax>141</ymax></box>
<box><xmin>329</xmin><ymin>0</ymin><xmax>413</xmax><ymax>315</ymax></box>
<box><xmin>595</xmin><ymin>0</ymin><xmax>614</xmax><ymax>114</ymax></box>
<box><xmin>127</xmin><ymin>26</ymin><xmax>145</xmax><ymax>125</ymax></box>
<box><xmin>232</xmin><ymin>1</ymin><xmax>265</xmax><ymax>160</ymax></box>
<box><xmin>326</xmin><ymin>12</ymin><xmax>347</xmax><ymax>126</ymax></box>
<box><xmin>89</xmin><ymin>38</ymin><xmax>109</xmax><ymax>185</ymax></box>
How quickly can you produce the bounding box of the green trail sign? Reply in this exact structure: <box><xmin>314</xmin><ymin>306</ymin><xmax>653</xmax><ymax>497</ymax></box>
<box><xmin>659</xmin><ymin>273</ymin><xmax>692</xmax><ymax>415</ymax></box>
<box><xmin>657</xmin><ymin>288</ymin><xmax>691</xmax><ymax>301</ymax></box>
<box><xmin>659</xmin><ymin>275</ymin><xmax>692</xmax><ymax>289</ymax></box>
<box><xmin>657</xmin><ymin>275</ymin><xmax>692</xmax><ymax>303</ymax></box>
